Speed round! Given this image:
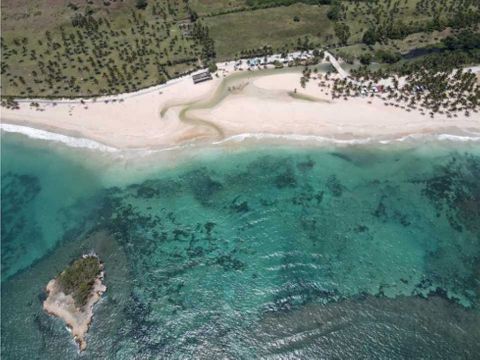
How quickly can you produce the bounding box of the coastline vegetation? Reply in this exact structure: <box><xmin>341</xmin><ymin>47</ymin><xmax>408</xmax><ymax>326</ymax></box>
<box><xmin>328</xmin><ymin>66</ymin><xmax>480</xmax><ymax>117</ymax></box>
<box><xmin>326</xmin><ymin>30</ymin><xmax>480</xmax><ymax>117</ymax></box>
<box><xmin>0</xmin><ymin>96</ymin><xmax>19</xmax><ymax>109</ymax></box>
<box><xmin>57</xmin><ymin>255</ymin><xmax>102</xmax><ymax>308</ymax></box>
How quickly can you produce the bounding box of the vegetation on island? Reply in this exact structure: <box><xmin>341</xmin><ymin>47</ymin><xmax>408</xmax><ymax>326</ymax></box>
<box><xmin>1</xmin><ymin>0</ymin><xmax>479</xmax><ymax>98</ymax></box>
<box><xmin>57</xmin><ymin>255</ymin><xmax>102</xmax><ymax>308</ymax></box>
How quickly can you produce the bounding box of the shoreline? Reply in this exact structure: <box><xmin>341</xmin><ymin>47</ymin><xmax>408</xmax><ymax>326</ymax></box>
<box><xmin>2</xmin><ymin>60</ymin><xmax>479</xmax><ymax>152</ymax></box>
<box><xmin>5</xmin><ymin>121</ymin><xmax>480</xmax><ymax>189</ymax></box>
<box><xmin>2</xmin><ymin>122</ymin><xmax>480</xmax><ymax>154</ymax></box>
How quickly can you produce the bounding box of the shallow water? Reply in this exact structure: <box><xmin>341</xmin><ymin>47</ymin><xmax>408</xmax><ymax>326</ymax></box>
<box><xmin>1</xmin><ymin>133</ymin><xmax>480</xmax><ymax>359</ymax></box>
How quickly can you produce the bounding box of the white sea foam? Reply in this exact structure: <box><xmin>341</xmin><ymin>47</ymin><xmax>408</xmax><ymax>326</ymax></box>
<box><xmin>379</xmin><ymin>133</ymin><xmax>480</xmax><ymax>144</ymax></box>
<box><xmin>212</xmin><ymin>133</ymin><xmax>374</xmax><ymax>145</ymax></box>
<box><xmin>0</xmin><ymin>123</ymin><xmax>118</xmax><ymax>152</ymax></box>
<box><xmin>213</xmin><ymin>132</ymin><xmax>480</xmax><ymax>146</ymax></box>
<box><xmin>436</xmin><ymin>134</ymin><xmax>480</xmax><ymax>142</ymax></box>
<box><xmin>2</xmin><ymin>123</ymin><xmax>479</xmax><ymax>155</ymax></box>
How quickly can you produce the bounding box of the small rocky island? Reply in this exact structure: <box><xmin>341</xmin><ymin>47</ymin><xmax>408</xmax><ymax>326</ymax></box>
<box><xmin>43</xmin><ymin>254</ymin><xmax>106</xmax><ymax>351</ymax></box>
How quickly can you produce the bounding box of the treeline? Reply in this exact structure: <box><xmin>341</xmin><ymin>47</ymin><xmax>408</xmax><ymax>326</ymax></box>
<box><xmin>362</xmin><ymin>12</ymin><xmax>480</xmax><ymax>45</ymax></box>
<box><xmin>239</xmin><ymin>45</ymin><xmax>274</xmax><ymax>58</ymax></box>
<box><xmin>361</xmin><ymin>0</ymin><xmax>480</xmax><ymax>45</ymax></box>
<box><xmin>443</xmin><ymin>31</ymin><xmax>480</xmax><ymax>52</ymax></box>
<box><xmin>322</xmin><ymin>0</ymin><xmax>480</xmax><ymax>48</ymax></box>
<box><xmin>359</xmin><ymin>30</ymin><xmax>480</xmax><ymax>70</ymax></box>
<box><xmin>235</xmin><ymin>35</ymin><xmax>315</xmax><ymax>59</ymax></box>
<box><xmin>395</xmin><ymin>31</ymin><xmax>480</xmax><ymax>73</ymax></box>
<box><xmin>201</xmin><ymin>0</ymin><xmax>332</xmax><ymax>18</ymax></box>
<box><xmin>246</xmin><ymin>0</ymin><xmax>333</xmax><ymax>7</ymax></box>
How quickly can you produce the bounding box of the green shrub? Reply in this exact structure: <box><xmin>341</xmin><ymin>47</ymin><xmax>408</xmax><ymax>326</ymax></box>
<box><xmin>359</xmin><ymin>53</ymin><xmax>372</xmax><ymax>65</ymax></box>
<box><xmin>207</xmin><ymin>62</ymin><xmax>218</xmax><ymax>73</ymax></box>
<box><xmin>442</xmin><ymin>30</ymin><xmax>480</xmax><ymax>51</ymax></box>
<box><xmin>334</xmin><ymin>23</ymin><xmax>350</xmax><ymax>45</ymax></box>
<box><xmin>375</xmin><ymin>49</ymin><xmax>401</xmax><ymax>64</ymax></box>
<box><xmin>362</xmin><ymin>28</ymin><xmax>378</xmax><ymax>46</ymax></box>
<box><xmin>327</xmin><ymin>0</ymin><xmax>341</xmax><ymax>21</ymax></box>
<box><xmin>57</xmin><ymin>256</ymin><xmax>102</xmax><ymax>308</ymax></box>
<box><xmin>135</xmin><ymin>0</ymin><xmax>148</xmax><ymax>10</ymax></box>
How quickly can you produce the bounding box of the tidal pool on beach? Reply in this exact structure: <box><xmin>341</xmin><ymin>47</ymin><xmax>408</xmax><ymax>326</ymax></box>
<box><xmin>1</xmin><ymin>133</ymin><xmax>480</xmax><ymax>359</ymax></box>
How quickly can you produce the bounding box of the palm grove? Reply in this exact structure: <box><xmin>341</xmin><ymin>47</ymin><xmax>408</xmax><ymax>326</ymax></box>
<box><xmin>1</xmin><ymin>0</ymin><xmax>216</xmax><ymax>98</ymax></box>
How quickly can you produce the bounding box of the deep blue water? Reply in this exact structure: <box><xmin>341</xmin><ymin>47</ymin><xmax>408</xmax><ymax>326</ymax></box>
<box><xmin>1</xmin><ymin>133</ymin><xmax>480</xmax><ymax>359</ymax></box>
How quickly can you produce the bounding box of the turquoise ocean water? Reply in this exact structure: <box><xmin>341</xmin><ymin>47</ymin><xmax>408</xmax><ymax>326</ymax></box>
<box><xmin>1</xmin><ymin>132</ymin><xmax>480</xmax><ymax>359</ymax></box>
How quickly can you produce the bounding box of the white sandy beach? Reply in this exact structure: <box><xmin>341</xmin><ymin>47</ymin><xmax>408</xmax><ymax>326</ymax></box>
<box><xmin>1</xmin><ymin>63</ymin><xmax>480</xmax><ymax>150</ymax></box>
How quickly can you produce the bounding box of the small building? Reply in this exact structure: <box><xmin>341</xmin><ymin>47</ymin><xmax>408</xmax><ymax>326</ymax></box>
<box><xmin>192</xmin><ymin>71</ymin><xmax>212</xmax><ymax>84</ymax></box>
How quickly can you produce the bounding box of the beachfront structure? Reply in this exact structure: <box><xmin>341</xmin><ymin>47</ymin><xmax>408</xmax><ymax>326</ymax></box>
<box><xmin>192</xmin><ymin>71</ymin><xmax>212</xmax><ymax>84</ymax></box>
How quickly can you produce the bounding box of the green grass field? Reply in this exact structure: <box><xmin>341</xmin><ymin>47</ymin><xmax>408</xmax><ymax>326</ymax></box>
<box><xmin>205</xmin><ymin>3</ymin><xmax>334</xmax><ymax>60</ymax></box>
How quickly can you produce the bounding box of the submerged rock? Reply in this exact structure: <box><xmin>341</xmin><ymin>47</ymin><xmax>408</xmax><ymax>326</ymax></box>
<box><xmin>43</xmin><ymin>254</ymin><xmax>106</xmax><ymax>351</ymax></box>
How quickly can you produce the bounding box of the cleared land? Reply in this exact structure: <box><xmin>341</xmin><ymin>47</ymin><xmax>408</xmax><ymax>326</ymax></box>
<box><xmin>204</xmin><ymin>3</ymin><xmax>334</xmax><ymax>60</ymax></box>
